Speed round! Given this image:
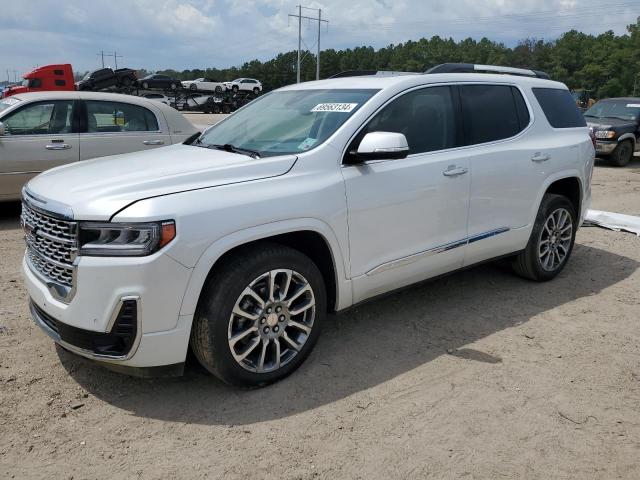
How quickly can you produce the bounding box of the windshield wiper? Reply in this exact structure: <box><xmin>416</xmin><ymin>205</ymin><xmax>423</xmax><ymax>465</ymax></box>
<box><xmin>205</xmin><ymin>143</ymin><xmax>261</xmax><ymax>159</ymax></box>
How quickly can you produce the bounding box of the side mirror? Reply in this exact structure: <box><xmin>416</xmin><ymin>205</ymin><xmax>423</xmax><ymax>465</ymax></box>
<box><xmin>354</xmin><ymin>131</ymin><xmax>409</xmax><ymax>162</ymax></box>
<box><xmin>0</xmin><ymin>121</ymin><xmax>5</xmax><ymax>136</ymax></box>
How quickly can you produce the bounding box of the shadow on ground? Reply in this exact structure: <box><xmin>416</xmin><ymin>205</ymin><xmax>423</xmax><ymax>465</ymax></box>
<box><xmin>58</xmin><ymin>242</ymin><xmax>638</xmax><ymax>425</ymax></box>
<box><xmin>0</xmin><ymin>201</ymin><xmax>21</xmax><ymax>231</ymax></box>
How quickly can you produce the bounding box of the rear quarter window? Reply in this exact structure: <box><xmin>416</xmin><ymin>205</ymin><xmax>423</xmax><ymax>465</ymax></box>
<box><xmin>532</xmin><ymin>88</ymin><xmax>586</xmax><ymax>128</ymax></box>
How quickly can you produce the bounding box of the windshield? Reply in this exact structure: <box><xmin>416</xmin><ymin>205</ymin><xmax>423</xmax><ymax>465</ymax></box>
<box><xmin>198</xmin><ymin>89</ymin><xmax>379</xmax><ymax>157</ymax></box>
<box><xmin>0</xmin><ymin>97</ymin><xmax>21</xmax><ymax>114</ymax></box>
<box><xmin>585</xmin><ymin>101</ymin><xmax>640</xmax><ymax>121</ymax></box>
<box><xmin>21</xmin><ymin>79</ymin><xmax>29</xmax><ymax>87</ymax></box>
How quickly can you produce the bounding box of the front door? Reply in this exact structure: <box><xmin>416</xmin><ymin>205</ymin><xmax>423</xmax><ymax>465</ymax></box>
<box><xmin>0</xmin><ymin>100</ymin><xmax>79</xmax><ymax>200</ymax></box>
<box><xmin>342</xmin><ymin>85</ymin><xmax>471</xmax><ymax>303</ymax></box>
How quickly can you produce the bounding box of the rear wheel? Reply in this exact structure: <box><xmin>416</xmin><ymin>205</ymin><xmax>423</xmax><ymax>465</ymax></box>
<box><xmin>189</xmin><ymin>83</ymin><xmax>197</xmax><ymax>91</ymax></box>
<box><xmin>611</xmin><ymin>140</ymin><xmax>633</xmax><ymax>167</ymax></box>
<box><xmin>215</xmin><ymin>85</ymin><xmax>222</xmax><ymax>93</ymax></box>
<box><xmin>232</xmin><ymin>85</ymin><xmax>239</xmax><ymax>93</ymax></box>
<box><xmin>253</xmin><ymin>87</ymin><xmax>260</xmax><ymax>94</ymax></box>
<box><xmin>191</xmin><ymin>243</ymin><xmax>326</xmax><ymax>387</ymax></box>
<box><xmin>512</xmin><ymin>194</ymin><xmax>576</xmax><ymax>281</ymax></box>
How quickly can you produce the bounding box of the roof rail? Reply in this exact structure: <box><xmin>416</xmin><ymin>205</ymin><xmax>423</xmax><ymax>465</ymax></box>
<box><xmin>329</xmin><ymin>70</ymin><xmax>415</xmax><ymax>79</ymax></box>
<box><xmin>425</xmin><ymin>63</ymin><xmax>550</xmax><ymax>80</ymax></box>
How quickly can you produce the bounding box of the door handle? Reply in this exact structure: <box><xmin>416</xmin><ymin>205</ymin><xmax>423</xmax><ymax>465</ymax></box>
<box><xmin>143</xmin><ymin>140</ymin><xmax>164</xmax><ymax>145</ymax></box>
<box><xmin>45</xmin><ymin>144</ymin><xmax>71</xmax><ymax>150</ymax></box>
<box><xmin>531</xmin><ymin>152</ymin><xmax>551</xmax><ymax>162</ymax></box>
<box><xmin>442</xmin><ymin>166</ymin><xmax>469</xmax><ymax>177</ymax></box>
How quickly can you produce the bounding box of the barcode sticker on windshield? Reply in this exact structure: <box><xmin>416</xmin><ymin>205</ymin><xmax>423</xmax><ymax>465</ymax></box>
<box><xmin>626</xmin><ymin>104</ymin><xmax>640</xmax><ymax>108</ymax></box>
<box><xmin>311</xmin><ymin>103</ymin><xmax>358</xmax><ymax>113</ymax></box>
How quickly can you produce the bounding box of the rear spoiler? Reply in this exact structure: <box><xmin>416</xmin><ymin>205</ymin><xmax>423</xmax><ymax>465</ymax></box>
<box><xmin>425</xmin><ymin>63</ymin><xmax>550</xmax><ymax>80</ymax></box>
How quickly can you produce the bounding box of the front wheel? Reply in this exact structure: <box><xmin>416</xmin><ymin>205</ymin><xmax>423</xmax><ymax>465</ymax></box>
<box><xmin>611</xmin><ymin>140</ymin><xmax>633</xmax><ymax>167</ymax></box>
<box><xmin>191</xmin><ymin>243</ymin><xmax>326</xmax><ymax>387</ymax></box>
<box><xmin>512</xmin><ymin>194</ymin><xmax>577</xmax><ymax>281</ymax></box>
<box><xmin>232</xmin><ymin>85</ymin><xmax>239</xmax><ymax>93</ymax></box>
<box><xmin>189</xmin><ymin>83</ymin><xmax>197</xmax><ymax>91</ymax></box>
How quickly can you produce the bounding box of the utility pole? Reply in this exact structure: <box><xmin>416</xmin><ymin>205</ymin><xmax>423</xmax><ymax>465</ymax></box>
<box><xmin>97</xmin><ymin>51</ymin><xmax>123</xmax><ymax>69</ymax></box>
<box><xmin>317</xmin><ymin>9</ymin><xmax>321</xmax><ymax>80</ymax></box>
<box><xmin>97</xmin><ymin>50</ymin><xmax>105</xmax><ymax>68</ymax></box>
<box><xmin>288</xmin><ymin>6</ymin><xmax>328</xmax><ymax>83</ymax></box>
<box><xmin>112</xmin><ymin>51</ymin><xmax>123</xmax><ymax>69</ymax></box>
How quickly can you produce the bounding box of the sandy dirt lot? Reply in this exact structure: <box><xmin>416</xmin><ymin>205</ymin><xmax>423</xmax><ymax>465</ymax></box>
<box><xmin>1</xmin><ymin>160</ymin><xmax>639</xmax><ymax>479</ymax></box>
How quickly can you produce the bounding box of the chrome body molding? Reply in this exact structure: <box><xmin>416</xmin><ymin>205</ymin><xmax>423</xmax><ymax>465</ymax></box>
<box><xmin>366</xmin><ymin>227</ymin><xmax>510</xmax><ymax>276</ymax></box>
<box><xmin>30</xmin><ymin>296</ymin><xmax>143</xmax><ymax>362</ymax></box>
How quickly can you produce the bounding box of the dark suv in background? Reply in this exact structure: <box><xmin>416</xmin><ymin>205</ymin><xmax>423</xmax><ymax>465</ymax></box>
<box><xmin>75</xmin><ymin>68</ymin><xmax>138</xmax><ymax>91</ymax></box>
<box><xmin>585</xmin><ymin>97</ymin><xmax>640</xmax><ymax>166</ymax></box>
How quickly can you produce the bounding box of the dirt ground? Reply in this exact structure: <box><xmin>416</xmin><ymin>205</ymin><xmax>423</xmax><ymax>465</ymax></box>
<box><xmin>1</xmin><ymin>159</ymin><xmax>640</xmax><ymax>480</ymax></box>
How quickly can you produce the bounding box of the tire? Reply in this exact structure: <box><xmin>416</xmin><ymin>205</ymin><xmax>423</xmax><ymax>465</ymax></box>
<box><xmin>121</xmin><ymin>76</ymin><xmax>132</xmax><ymax>87</ymax></box>
<box><xmin>189</xmin><ymin>83</ymin><xmax>197</xmax><ymax>91</ymax></box>
<box><xmin>213</xmin><ymin>104</ymin><xmax>222</xmax><ymax>114</ymax></box>
<box><xmin>191</xmin><ymin>243</ymin><xmax>326</xmax><ymax>387</ymax></box>
<box><xmin>253</xmin><ymin>87</ymin><xmax>260</xmax><ymax>94</ymax></box>
<box><xmin>215</xmin><ymin>85</ymin><xmax>222</xmax><ymax>93</ymax></box>
<box><xmin>222</xmin><ymin>104</ymin><xmax>231</xmax><ymax>114</ymax></box>
<box><xmin>511</xmin><ymin>193</ymin><xmax>577</xmax><ymax>282</ymax></box>
<box><xmin>142</xmin><ymin>81</ymin><xmax>149</xmax><ymax>90</ymax></box>
<box><xmin>170</xmin><ymin>82</ymin><xmax>178</xmax><ymax>90</ymax></box>
<box><xmin>611</xmin><ymin>140</ymin><xmax>633</xmax><ymax>167</ymax></box>
<box><xmin>232</xmin><ymin>85</ymin><xmax>239</xmax><ymax>93</ymax></box>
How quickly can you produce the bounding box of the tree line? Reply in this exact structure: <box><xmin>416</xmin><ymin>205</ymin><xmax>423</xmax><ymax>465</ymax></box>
<box><xmin>152</xmin><ymin>17</ymin><xmax>639</xmax><ymax>99</ymax></box>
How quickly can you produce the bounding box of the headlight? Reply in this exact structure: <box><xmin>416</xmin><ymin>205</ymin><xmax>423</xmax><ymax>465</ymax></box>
<box><xmin>79</xmin><ymin>221</ymin><xmax>176</xmax><ymax>257</ymax></box>
<box><xmin>594</xmin><ymin>130</ymin><xmax>616</xmax><ymax>139</ymax></box>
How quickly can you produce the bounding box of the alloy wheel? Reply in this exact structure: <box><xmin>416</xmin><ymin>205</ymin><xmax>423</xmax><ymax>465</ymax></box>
<box><xmin>227</xmin><ymin>269</ymin><xmax>316</xmax><ymax>373</ymax></box>
<box><xmin>538</xmin><ymin>207</ymin><xmax>573</xmax><ymax>272</ymax></box>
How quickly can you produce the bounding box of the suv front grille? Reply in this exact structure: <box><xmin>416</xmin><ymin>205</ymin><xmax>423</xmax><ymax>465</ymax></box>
<box><xmin>21</xmin><ymin>202</ymin><xmax>77</xmax><ymax>289</ymax></box>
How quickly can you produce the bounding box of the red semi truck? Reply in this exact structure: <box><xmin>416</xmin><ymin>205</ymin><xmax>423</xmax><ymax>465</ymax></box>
<box><xmin>2</xmin><ymin>64</ymin><xmax>75</xmax><ymax>98</ymax></box>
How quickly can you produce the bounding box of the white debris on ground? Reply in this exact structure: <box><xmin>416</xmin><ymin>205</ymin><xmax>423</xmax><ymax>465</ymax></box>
<box><xmin>585</xmin><ymin>209</ymin><xmax>640</xmax><ymax>236</ymax></box>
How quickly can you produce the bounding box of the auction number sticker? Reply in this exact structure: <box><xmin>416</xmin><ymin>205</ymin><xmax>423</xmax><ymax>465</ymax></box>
<box><xmin>311</xmin><ymin>103</ymin><xmax>358</xmax><ymax>113</ymax></box>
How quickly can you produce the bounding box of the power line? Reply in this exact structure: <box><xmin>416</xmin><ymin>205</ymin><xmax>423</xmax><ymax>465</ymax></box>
<box><xmin>289</xmin><ymin>5</ymin><xmax>329</xmax><ymax>82</ymax></box>
<box><xmin>96</xmin><ymin>51</ymin><xmax>124</xmax><ymax>69</ymax></box>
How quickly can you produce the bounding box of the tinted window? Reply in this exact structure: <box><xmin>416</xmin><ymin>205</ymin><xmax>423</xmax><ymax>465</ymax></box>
<box><xmin>54</xmin><ymin>69</ymin><xmax>64</xmax><ymax>76</ymax></box>
<box><xmin>55</xmin><ymin>79</ymin><xmax>66</xmax><ymax>86</ymax></box>
<box><xmin>460</xmin><ymin>84</ymin><xmax>523</xmax><ymax>145</ymax></box>
<box><xmin>360</xmin><ymin>86</ymin><xmax>459</xmax><ymax>155</ymax></box>
<box><xmin>533</xmin><ymin>88</ymin><xmax>586</xmax><ymax>128</ymax></box>
<box><xmin>86</xmin><ymin>101</ymin><xmax>159</xmax><ymax>133</ymax></box>
<box><xmin>3</xmin><ymin>101</ymin><xmax>74</xmax><ymax>135</ymax></box>
<box><xmin>29</xmin><ymin>79</ymin><xmax>42</xmax><ymax>88</ymax></box>
<box><xmin>512</xmin><ymin>87</ymin><xmax>530</xmax><ymax>129</ymax></box>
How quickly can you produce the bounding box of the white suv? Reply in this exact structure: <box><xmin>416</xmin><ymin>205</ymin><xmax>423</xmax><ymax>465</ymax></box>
<box><xmin>224</xmin><ymin>78</ymin><xmax>262</xmax><ymax>94</ymax></box>
<box><xmin>22</xmin><ymin>64</ymin><xmax>594</xmax><ymax>387</ymax></box>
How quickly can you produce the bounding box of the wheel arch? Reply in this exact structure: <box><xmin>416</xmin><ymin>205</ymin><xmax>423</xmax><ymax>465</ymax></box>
<box><xmin>530</xmin><ymin>171</ymin><xmax>584</xmax><ymax>227</ymax></box>
<box><xmin>178</xmin><ymin>220</ymin><xmax>351</xmax><ymax>319</ymax></box>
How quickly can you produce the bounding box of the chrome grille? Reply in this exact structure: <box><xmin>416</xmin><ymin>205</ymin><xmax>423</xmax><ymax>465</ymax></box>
<box><xmin>21</xmin><ymin>202</ymin><xmax>77</xmax><ymax>288</ymax></box>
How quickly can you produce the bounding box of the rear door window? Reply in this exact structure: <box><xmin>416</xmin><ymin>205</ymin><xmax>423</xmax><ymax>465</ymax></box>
<box><xmin>85</xmin><ymin>101</ymin><xmax>159</xmax><ymax>133</ymax></box>
<box><xmin>460</xmin><ymin>84</ymin><xmax>527</xmax><ymax>145</ymax></box>
<box><xmin>533</xmin><ymin>88</ymin><xmax>587</xmax><ymax>128</ymax></box>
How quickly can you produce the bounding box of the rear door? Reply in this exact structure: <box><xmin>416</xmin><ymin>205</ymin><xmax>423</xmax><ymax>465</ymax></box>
<box><xmin>458</xmin><ymin>83</ymin><xmax>541</xmax><ymax>266</ymax></box>
<box><xmin>0</xmin><ymin>99</ymin><xmax>79</xmax><ymax>200</ymax></box>
<box><xmin>79</xmin><ymin>99</ymin><xmax>171</xmax><ymax>160</ymax></box>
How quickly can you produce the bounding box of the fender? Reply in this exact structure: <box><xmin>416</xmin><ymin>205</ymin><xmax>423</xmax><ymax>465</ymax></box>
<box><xmin>617</xmin><ymin>132</ymin><xmax>636</xmax><ymax>147</ymax></box>
<box><xmin>528</xmin><ymin>169</ymin><xmax>584</xmax><ymax>227</ymax></box>
<box><xmin>177</xmin><ymin>217</ymin><xmax>353</xmax><ymax>317</ymax></box>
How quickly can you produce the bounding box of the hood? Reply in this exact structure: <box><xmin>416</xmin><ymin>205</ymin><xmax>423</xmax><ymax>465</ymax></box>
<box><xmin>586</xmin><ymin>117</ymin><xmax>636</xmax><ymax>130</ymax></box>
<box><xmin>26</xmin><ymin>144</ymin><xmax>297</xmax><ymax>220</ymax></box>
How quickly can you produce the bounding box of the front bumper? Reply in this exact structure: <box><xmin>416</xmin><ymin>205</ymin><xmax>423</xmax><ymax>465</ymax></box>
<box><xmin>23</xmin><ymin>252</ymin><xmax>195</xmax><ymax>370</ymax></box>
<box><xmin>595</xmin><ymin>140</ymin><xmax>617</xmax><ymax>155</ymax></box>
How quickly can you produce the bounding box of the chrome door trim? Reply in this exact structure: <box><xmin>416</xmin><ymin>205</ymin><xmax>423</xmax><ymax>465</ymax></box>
<box><xmin>365</xmin><ymin>227</ymin><xmax>510</xmax><ymax>276</ymax></box>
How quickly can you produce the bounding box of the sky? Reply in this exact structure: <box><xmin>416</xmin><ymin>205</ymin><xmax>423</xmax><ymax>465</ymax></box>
<box><xmin>2</xmin><ymin>0</ymin><xmax>639</xmax><ymax>80</ymax></box>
